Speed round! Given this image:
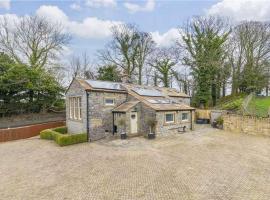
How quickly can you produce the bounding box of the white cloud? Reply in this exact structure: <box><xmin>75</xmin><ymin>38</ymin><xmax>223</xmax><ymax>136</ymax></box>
<box><xmin>36</xmin><ymin>5</ymin><xmax>122</xmax><ymax>39</ymax></box>
<box><xmin>0</xmin><ymin>0</ymin><xmax>10</xmax><ymax>10</ymax></box>
<box><xmin>124</xmin><ymin>0</ymin><xmax>155</xmax><ymax>13</ymax></box>
<box><xmin>85</xmin><ymin>0</ymin><xmax>116</xmax><ymax>8</ymax></box>
<box><xmin>207</xmin><ymin>0</ymin><xmax>270</xmax><ymax>21</ymax></box>
<box><xmin>36</xmin><ymin>5</ymin><xmax>69</xmax><ymax>24</ymax></box>
<box><xmin>70</xmin><ymin>3</ymin><xmax>81</xmax><ymax>11</ymax></box>
<box><xmin>151</xmin><ymin>28</ymin><xmax>180</xmax><ymax>47</ymax></box>
<box><xmin>69</xmin><ymin>17</ymin><xmax>121</xmax><ymax>39</ymax></box>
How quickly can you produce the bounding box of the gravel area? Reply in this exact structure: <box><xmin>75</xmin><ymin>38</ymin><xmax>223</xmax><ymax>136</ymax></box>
<box><xmin>1</xmin><ymin>125</ymin><xmax>270</xmax><ymax>200</ymax></box>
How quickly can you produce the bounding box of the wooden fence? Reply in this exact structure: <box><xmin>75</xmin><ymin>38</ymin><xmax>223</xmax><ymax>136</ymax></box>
<box><xmin>223</xmin><ymin>114</ymin><xmax>270</xmax><ymax>136</ymax></box>
<box><xmin>0</xmin><ymin>121</ymin><xmax>65</xmax><ymax>142</ymax></box>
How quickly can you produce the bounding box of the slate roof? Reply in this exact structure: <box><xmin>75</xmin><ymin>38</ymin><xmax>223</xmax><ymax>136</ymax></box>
<box><xmin>112</xmin><ymin>101</ymin><xmax>140</xmax><ymax>112</ymax></box>
<box><xmin>74</xmin><ymin>79</ymin><xmax>195</xmax><ymax>111</ymax></box>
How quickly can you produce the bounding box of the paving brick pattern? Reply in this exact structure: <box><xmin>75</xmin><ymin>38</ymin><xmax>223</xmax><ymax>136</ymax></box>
<box><xmin>0</xmin><ymin>125</ymin><xmax>270</xmax><ymax>200</ymax></box>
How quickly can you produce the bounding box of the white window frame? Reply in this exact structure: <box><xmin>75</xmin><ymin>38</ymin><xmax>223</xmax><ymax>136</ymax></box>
<box><xmin>182</xmin><ymin>112</ymin><xmax>189</xmax><ymax>121</ymax></box>
<box><xmin>69</xmin><ymin>96</ymin><xmax>82</xmax><ymax>120</ymax></box>
<box><xmin>165</xmin><ymin>112</ymin><xmax>175</xmax><ymax>124</ymax></box>
<box><xmin>104</xmin><ymin>98</ymin><xmax>115</xmax><ymax>106</ymax></box>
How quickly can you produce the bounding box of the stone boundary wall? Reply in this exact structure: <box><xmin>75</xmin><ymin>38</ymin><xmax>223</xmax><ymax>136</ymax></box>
<box><xmin>0</xmin><ymin>121</ymin><xmax>65</xmax><ymax>142</ymax></box>
<box><xmin>0</xmin><ymin>113</ymin><xmax>65</xmax><ymax>129</ymax></box>
<box><xmin>223</xmin><ymin>114</ymin><xmax>270</xmax><ymax>136</ymax></box>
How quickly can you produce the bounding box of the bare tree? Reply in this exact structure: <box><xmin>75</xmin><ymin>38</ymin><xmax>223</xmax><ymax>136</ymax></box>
<box><xmin>69</xmin><ymin>52</ymin><xmax>95</xmax><ymax>79</ymax></box>
<box><xmin>99</xmin><ymin>24</ymin><xmax>139</xmax><ymax>83</ymax></box>
<box><xmin>229</xmin><ymin>21</ymin><xmax>270</xmax><ymax>94</ymax></box>
<box><xmin>136</xmin><ymin>32</ymin><xmax>155</xmax><ymax>85</ymax></box>
<box><xmin>0</xmin><ymin>16</ymin><xmax>71</xmax><ymax>69</ymax></box>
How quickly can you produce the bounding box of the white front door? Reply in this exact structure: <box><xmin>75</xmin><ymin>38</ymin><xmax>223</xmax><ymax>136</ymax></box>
<box><xmin>130</xmin><ymin>112</ymin><xmax>138</xmax><ymax>134</ymax></box>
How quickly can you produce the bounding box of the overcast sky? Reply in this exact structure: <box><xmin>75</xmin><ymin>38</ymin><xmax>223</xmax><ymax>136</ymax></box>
<box><xmin>0</xmin><ymin>0</ymin><xmax>270</xmax><ymax>65</ymax></box>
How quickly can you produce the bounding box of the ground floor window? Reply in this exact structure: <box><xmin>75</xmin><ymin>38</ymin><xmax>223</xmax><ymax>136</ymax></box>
<box><xmin>69</xmin><ymin>97</ymin><xmax>82</xmax><ymax>120</ymax></box>
<box><xmin>182</xmin><ymin>113</ymin><xmax>189</xmax><ymax>121</ymax></box>
<box><xmin>165</xmin><ymin>113</ymin><xmax>175</xmax><ymax>123</ymax></box>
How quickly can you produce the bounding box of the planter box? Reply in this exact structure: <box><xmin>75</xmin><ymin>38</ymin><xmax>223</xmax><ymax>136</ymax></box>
<box><xmin>148</xmin><ymin>133</ymin><xmax>155</xmax><ymax>139</ymax></box>
<box><xmin>121</xmin><ymin>133</ymin><xmax>127</xmax><ymax>139</ymax></box>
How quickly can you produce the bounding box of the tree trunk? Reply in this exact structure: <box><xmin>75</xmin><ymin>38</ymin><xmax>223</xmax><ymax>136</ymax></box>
<box><xmin>222</xmin><ymin>81</ymin><xmax>226</xmax><ymax>97</ymax></box>
<box><xmin>211</xmin><ymin>83</ymin><xmax>217</xmax><ymax>107</ymax></box>
<box><xmin>138</xmin><ymin>66</ymin><xmax>142</xmax><ymax>85</ymax></box>
<box><xmin>154</xmin><ymin>72</ymin><xmax>157</xmax><ymax>86</ymax></box>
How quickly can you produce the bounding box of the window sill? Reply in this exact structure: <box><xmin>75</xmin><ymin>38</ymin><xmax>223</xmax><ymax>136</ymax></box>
<box><xmin>164</xmin><ymin>121</ymin><xmax>176</xmax><ymax>126</ymax></box>
<box><xmin>181</xmin><ymin>120</ymin><xmax>189</xmax><ymax>122</ymax></box>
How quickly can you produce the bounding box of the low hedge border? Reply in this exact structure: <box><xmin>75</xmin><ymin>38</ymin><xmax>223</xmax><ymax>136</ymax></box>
<box><xmin>40</xmin><ymin>126</ymin><xmax>87</xmax><ymax>146</ymax></box>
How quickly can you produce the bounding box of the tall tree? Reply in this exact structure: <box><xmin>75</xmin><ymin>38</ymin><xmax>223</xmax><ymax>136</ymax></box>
<box><xmin>69</xmin><ymin>52</ymin><xmax>95</xmax><ymax>79</ymax></box>
<box><xmin>229</xmin><ymin>21</ymin><xmax>270</xmax><ymax>94</ymax></box>
<box><xmin>149</xmin><ymin>47</ymin><xmax>178</xmax><ymax>87</ymax></box>
<box><xmin>97</xmin><ymin>64</ymin><xmax>121</xmax><ymax>82</ymax></box>
<box><xmin>181</xmin><ymin>16</ymin><xmax>231</xmax><ymax>107</ymax></box>
<box><xmin>99</xmin><ymin>24</ymin><xmax>139</xmax><ymax>83</ymax></box>
<box><xmin>0</xmin><ymin>53</ymin><xmax>63</xmax><ymax>116</ymax></box>
<box><xmin>0</xmin><ymin>16</ymin><xmax>71</xmax><ymax>69</ymax></box>
<box><xmin>0</xmin><ymin>16</ymin><xmax>70</xmax><ymax>105</ymax></box>
<box><xmin>136</xmin><ymin>32</ymin><xmax>155</xmax><ymax>85</ymax></box>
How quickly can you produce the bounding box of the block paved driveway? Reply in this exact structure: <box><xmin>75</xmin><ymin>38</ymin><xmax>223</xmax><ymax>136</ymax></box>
<box><xmin>1</xmin><ymin>125</ymin><xmax>270</xmax><ymax>200</ymax></box>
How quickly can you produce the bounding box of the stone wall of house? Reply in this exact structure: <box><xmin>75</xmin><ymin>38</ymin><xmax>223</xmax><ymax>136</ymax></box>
<box><xmin>88</xmin><ymin>91</ymin><xmax>127</xmax><ymax>140</ymax></box>
<box><xmin>155</xmin><ymin>110</ymin><xmax>194</xmax><ymax>136</ymax></box>
<box><xmin>138</xmin><ymin>103</ymin><xmax>156</xmax><ymax>136</ymax></box>
<box><xmin>223</xmin><ymin>114</ymin><xmax>270</xmax><ymax>136</ymax></box>
<box><xmin>66</xmin><ymin>79</ymin><xmax>87</xmax><ymax>134</ymax></box>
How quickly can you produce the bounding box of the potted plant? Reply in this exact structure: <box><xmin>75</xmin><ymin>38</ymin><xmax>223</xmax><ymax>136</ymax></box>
<box><xmin>118</xmin><ymin>118</ymin><xmax>127</xmax><ymax>139</ymax></box>
<box><xmin>216</xmin><ymin>116</ymin><xmax>224</xmax><ymax>129</ymax></box>
<box><xmin>146</xmin><ymin>117</ymin><xmax>156</xmax><ymax>139</ymax></box>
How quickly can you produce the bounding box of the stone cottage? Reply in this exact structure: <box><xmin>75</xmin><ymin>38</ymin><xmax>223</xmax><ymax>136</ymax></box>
<box><xmin>66</xmin><ymin>78</ymin><xmax>195</xmax><ymax>141</ymax></box>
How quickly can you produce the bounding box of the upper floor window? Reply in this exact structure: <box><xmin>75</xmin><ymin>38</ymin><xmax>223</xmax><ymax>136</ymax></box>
<box><xmin>69</xmin><ymin>97</ymin><xmax>82</xmax><ymax>120</ymax></box>
<box><xmin>182</xmin><ymin>113</ymin><xmax>189</xmax><ymax>121</ymax></box>
<box><xmin>105</xmin><ymin>98</ymin><xmax>115</xmax><ymax>106</ymax></box>
<box><xmin>165</xmin><ymin>113</ymin><xmax>175</xmax><ymax>123</ymax></box>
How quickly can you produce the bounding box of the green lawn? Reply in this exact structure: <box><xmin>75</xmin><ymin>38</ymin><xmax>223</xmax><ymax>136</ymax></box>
<box><xmin>216</xmin><ymin>94</ymin><xmax>246</xmax><ymax>111</ymax></box>
<box><xmin>216</xmin><ymin>94</ymin><xmax>270</xmax><ymax>117</ymax></box>
<box><xmin>249</xmin><ymin>97</ymin><xmax>270</xmax><ymax>117</ymax></box>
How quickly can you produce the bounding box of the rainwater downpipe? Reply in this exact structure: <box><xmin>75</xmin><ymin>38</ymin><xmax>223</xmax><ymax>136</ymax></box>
<box><xmin>86</xmin><ymin>91</ymin><xmax>91</xmax><ymax>142</ymax></box>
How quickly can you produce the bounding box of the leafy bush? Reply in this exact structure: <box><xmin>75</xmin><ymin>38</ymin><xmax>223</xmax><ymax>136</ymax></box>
<box><xmin>216</xmin><ymin>116</ymin><xmax>224</xmax><ymax>125</ymax></box>
<box><xmin>52</xmin><ymin>126</ymin><xmax>67</xmax><ymax>134</ymax></box>
<box><xmin>55</xmin><ymin>133</ymin><xmax>87</xmax><ymax>146</ymax></box>
<box><xmin>220</xmin><ymin>98</ymin><xmax>243</xmax><ymax>110</ymax></box>
<box><xmin>40</xmin><ymin>129</ymin><xmax>55</xmax><ymax>140</ymax></box>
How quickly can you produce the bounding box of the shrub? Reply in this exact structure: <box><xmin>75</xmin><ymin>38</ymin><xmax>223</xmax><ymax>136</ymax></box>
<box><xmin>216</xmin><ymin>116</ymin><xmax>224</xmax><ymax>125</ymax></box>
<box><xmin>52</xmin><ymin>126</ymin><xmax>67</xmax><ymax>134</ymax></box>
<box><xmin>51</xmin><ymin>131</ymin><xmax>63</xmax><ymax>141</ymax></box>
<box><xmin>40</xmin><ymin>129</ymin><xmax>55</xmax><ymax>140</ymax></box>
<box><xmin>55</xmin><ymin>133</ymin><xmax>87</xmax><ymax>146</ymax></box>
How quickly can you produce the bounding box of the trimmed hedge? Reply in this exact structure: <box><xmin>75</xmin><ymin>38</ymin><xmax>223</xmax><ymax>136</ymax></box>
<box><xmin>40</xmin><ymin>126</ymin><xmax>87</xmax><ymax>146</ymax></box>
<box><xmin>52</xmin><ymin>126</ymin><xmax>67</xmax><ymax>134</ymax></box>
<box><xmin>40</xmin><ymin>129</ymin><xmax>55</xmax><ymax>140</ymax></box>
<box><xmin>55</xmin><ymin>133</ymin><xmax>87</xmax><ymax>146</ymax></box>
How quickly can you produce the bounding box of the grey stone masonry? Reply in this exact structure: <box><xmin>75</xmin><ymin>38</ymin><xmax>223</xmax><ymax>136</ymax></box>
<box><xmin>88</xmin><ymin>91</ymin><xmax>127</xmax><ymax>141</ymax></box>
<box><xmin>66</xmin><ymin>79</ymin><xmax>86</xmax><ymax>134</ymax></box>
<box><xmin>155</xmin><ymin>110</ymin><xmax>195</xmax><ymax>136</ymax></box>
